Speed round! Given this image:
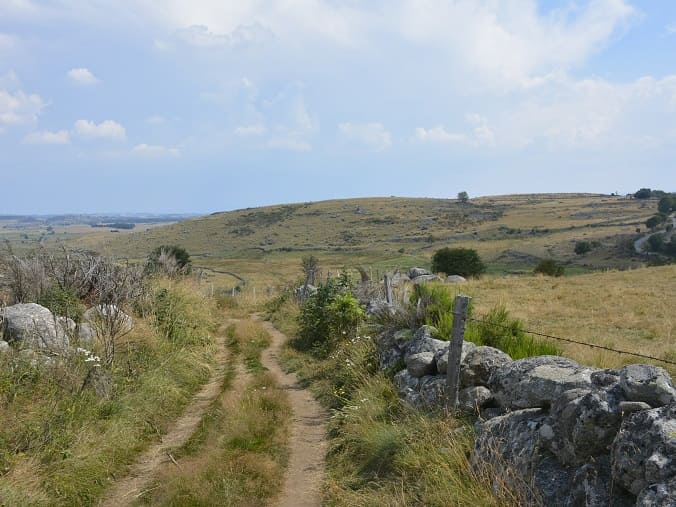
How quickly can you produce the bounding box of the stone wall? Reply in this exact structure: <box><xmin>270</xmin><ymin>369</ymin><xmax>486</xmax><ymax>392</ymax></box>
<box><xmin>375</xmin><ymin>324</ymin><xmax>676</xmax><ymax>506</ymax></box>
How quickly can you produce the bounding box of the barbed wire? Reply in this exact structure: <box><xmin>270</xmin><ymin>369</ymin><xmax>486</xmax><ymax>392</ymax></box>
<box><xmin>466</xmin><ymin>317</ymin><xmax>676</xmax><ymax>367</ymax></box>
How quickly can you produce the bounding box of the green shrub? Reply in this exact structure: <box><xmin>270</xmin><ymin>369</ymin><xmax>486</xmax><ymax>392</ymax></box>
<box><xmin>534</xmin><ymin>259</ymin><xmax>565</xmax><ymax>277</ymax></box>
<box><xmin>574</xmin><ymin>241</ymin><xmax>592</xmax><ymax>255</ymax></box>
<box><xmin>146</xmin><ymin>245</ymin><xmax>192</xmax><ymax>276</ymax></box>
<box><xmin>150</xmin><ymin>281</ymin><xmax>215</xmax><ymax>345</ymax></box>
<box><xmin>431</xmin><ymin>247</ymin><xmax>485</xmax><ymax>278</ymax></box>
<box><xmin>634</xmin><ymin>188</ymin><xmax>652</xmax><ymax>199</ymax></box>
<box><xmin>38</xmin><ymin>286</ymin><xmax>85</xmax><ymax>322</ymax></box>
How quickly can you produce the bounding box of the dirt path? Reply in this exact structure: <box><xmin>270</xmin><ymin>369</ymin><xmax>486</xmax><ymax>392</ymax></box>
<box><xmin>98</xmin><ymin>323</ymin><xmax>234</xmax><ymax>507</ymax></box>
<box><xmin>258</xmin><ymin>319</ymin><xmax>328</xmax><ymax>507</ymax></box>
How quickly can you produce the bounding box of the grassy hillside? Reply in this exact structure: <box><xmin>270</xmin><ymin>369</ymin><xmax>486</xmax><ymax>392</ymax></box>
<box><xmin>66</xmin><ymin>193</ymin><xmax>657</xmax><ymax>289</ymax></box>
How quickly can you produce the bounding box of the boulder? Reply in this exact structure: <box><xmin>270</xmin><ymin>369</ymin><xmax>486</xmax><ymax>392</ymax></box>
<box><xmin>473</xmin><ymin>408</ymin><xmax>572</xmax><ymax>506</ymax></box>
<box><xmin>83</xmin><ymin>305</ymin><xmax>134</xmax><ymax>335</ymax></box>
<box><xmin>460</xmin><ymin>346</ymin><xmax>512</xmax><ymax>387</ymax></box>
<box><xmin>405</xmin><ymin>352</ymin><xmax>436</xmax><ymax>377</ymax></box>
<box><xmin>56</xmin><ymin>316</ymin><xmax>76</xmax><ymax>336</ymax></box>
<box><xmin>0</xmin><ymin>340</ymin><xmax>9</xmax><ymax>353</ymax></box>
<box><xmin>0</xmin><ymin>303</ymin><xmax>69</xmax><ymax>352</ymax></box>
<box><xmin>373</xmin><ymin>329</ymin><xmax>404</xmax><ymax>370</ymax></box>
<box><xmin>393</xmin><ymin>369</ymin><xmax>420</xmax><ymax>395</ymax></box>
<box><xmin>619</xmin><ymin>364</ymin><xmax>676</xmax><ymax>407</ymax></box>
<box><xmin>409</xmin><ymin>267</ymin><xmax>432</xmax><ymax>279</ymax></box>
<box><xmin>446</xmin><ymin>275</ymin><xmax>467</xmax><ymax>283</ymax></box>
<box><xmin>78</xmin><ymin>322</ymin><xmax>95</xmax><ymax>345</ymax></box>
<box><xmin>611</xmin><ymin>402</ymin><xmax>676</xmax><ymax>496</ymax></box>
<box><xmin>544</xmin><ymin>385</ymin><xmax>626</xmax><ymax>466</ymax></box>
<box><xmin>419</xmin><ymin>375</ymin><xmax>446</xmax><ymax>408</ymax></box>
<box><xmin>636</xmin><ymin>477</ymin><xmax>676</xmax><ymax>507</ymax></box>
<box><xmin>435</xmin><ymin>340</ymin><xmax>476</xmax><ymax>374</ymax></box>
<box><xmin>404</xmin><ymin>326</ymin><xmax>448</xmax><ymax>360</ymax></box>
<box><xmin>489</xmin><ymin>356</ymin><xmax>595</xmax><ymax>410</ymax></box>
<box><xmin>566</xmin><ymin>458</ymin><xmax>635</xmax><ymax>507</ymax></box>
<box><xmin>411</xmin><ymin>274</ymin><xmax>442</xmax><ymax>284</ymax></box>
<box><xmin>458</xmin><ymin>386</ymin><xmax>494</xmax><ymax>414</ymax></box>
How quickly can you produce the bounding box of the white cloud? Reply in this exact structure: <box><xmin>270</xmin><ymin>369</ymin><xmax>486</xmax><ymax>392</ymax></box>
<box><xmin>23</xmin><ymin>129</ymin><xmax>70</xmax><ymax>145</ymax></box>
<box><xmin>132</xmin><ymin>143</ymin><xmax>179</xmax><ymax>158</ymax></box>
<box><xmin>67</xmin><ymin>67</ymin><xmax>100</xmax><ymax>85</ymax></box>
<box><xmin>0</xmin><ymin>83</ymin><xmax>44</xmax><ymax>131</ymax></box>
<box><xmin>146</xmin><ymin>115</ymin><xmax>166</xmax><ymax>124</ymax></box>
<box><xmin>339</xmin><ymin>122</ymin><xmax>391</xmax><ymax>151</ymax></box>
<box><xmin>174</xmin><ymin>22</ymin><xmax>273</xmax><ymax>48</ymax></box>
<box><xmin>74</xmin><ymin>119</ymin><xmax>126</xmax><ymax>141</ymax></box>
<box><xmin>415</xmin><ymin>126</ymin><xmax>466</xmax><ymax>144</ymax></box>
<box><xmin>234</xmin><ymin>124</ymin><xmax>266</xmax><ymax>136</ymax></box>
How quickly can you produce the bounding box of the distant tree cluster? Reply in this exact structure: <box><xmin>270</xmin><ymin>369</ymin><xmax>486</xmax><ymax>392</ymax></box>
<box><xmin>633</xmin><ymin>188</ymin><xmax>671</xmax><ymax>200</ymax></box>
<box><xmin>534</xmin><ymin>259</ymin><xmax>565</xmax><ymax>277</ymax></box>
<box><xmin>431</xmin><ymin>247</ymin><xmax>485</xmax><ymax>278</ymax></box>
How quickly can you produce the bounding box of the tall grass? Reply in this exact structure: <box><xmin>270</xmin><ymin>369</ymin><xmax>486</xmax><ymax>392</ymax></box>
<box><xmin>0</xmin><ymin>278</ymin><xmax>218</xmax><ymax>506</ymax></box>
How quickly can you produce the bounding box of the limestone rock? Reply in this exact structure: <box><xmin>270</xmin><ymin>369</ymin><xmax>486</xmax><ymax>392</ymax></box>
<box><xmin>461</xmin><ymin>346</ymin><xmax>512</xmax><ymax>387</ymax></box>
<box><xmin>406</xmin><ymin>352</ymin><xmax>436</xmax><ymax>377</ymax></box>
<box><xmin>1</xmin><ymin>303</ymin><xmax>69</xmax><ymax>352</ymax></box>
<box><xmin>611</xmin><ymin>403</ymin><xmax>676</xmax><ymax>496</ymax></box>
<box><xmin>489</xmin><ymin>356</ymin><xmax>595</xmax><ymax>410</ymax></box>
<box><xmin>619</xmin><ymin>364</ymin><xmax>676</xmax><ymax>407</ymax></box>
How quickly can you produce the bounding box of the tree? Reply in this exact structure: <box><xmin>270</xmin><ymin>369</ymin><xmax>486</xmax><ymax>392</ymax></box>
<box><xmin>634</xmin><ymin>188</ymin><xmax>652</xmax><ymax>199</ymax></box>
<box><xmin>658</xmin><ymin>196</ymin><xmax>675</xmax><ymax>214</ymax></box>
<box><xmin>574</xmin><ymin>241</ymin><xmax>592</xmax><ymax>255</ymax></box>
<box><xmin>301</xmin><ymin>255</ymin><xmax>319</xmax><ymax>285</ymax></box>
<box><xmin>646</xmin><ymin>213</ymin><xmax>667</xmax><ymax>231</ymax></box>
<box><xmin>147</xmin><ymin>245</ymin><xmax>191</xmax><ymax>276</ymax></box>
<box><xmin>457</xmin><ymin>191</ymin><xmax>469</xmax><ymax>203</ymax></box>
<box><xmin>534</xmin><ymin>259</ymin><xmax>565</xmax><ymax>277</ymax></box>
<box><xmin>431</xmin><ymin>247</ymin><xmax>486</xmax><ymax>278</ymax></box>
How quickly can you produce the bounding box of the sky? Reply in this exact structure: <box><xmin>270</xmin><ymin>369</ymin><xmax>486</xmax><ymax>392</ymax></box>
<box><xmin>1</xmin><ymin>0</ymin><xmax>675</xmax><ymax>214</ymax></box>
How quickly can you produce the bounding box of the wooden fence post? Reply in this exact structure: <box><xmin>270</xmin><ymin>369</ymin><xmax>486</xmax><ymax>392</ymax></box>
<box><xmin>446</xmin><ymin>295</ymin><xmax>471</xmax><ymax>413</ymax></box>
<box><xmin>384</xmin><ymin>273</ymin><xmax>393</xmax><ymax>305</ymax></box>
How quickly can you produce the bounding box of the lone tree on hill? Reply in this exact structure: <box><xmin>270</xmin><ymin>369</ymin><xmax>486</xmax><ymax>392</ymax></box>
<box><xmin>457</xmin><ymin>191</ymin><xmax>469</xmax><ymax>203</ymax></box>
<box><xmin>431</xmin><ymin>247</ymin><xmax>485</xmax><ymax>278</ymax></box>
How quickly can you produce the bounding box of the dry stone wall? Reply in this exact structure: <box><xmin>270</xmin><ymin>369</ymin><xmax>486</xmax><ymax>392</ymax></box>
<box><xmin>374</xmin><ymin>324</ymin><xmax>676</xmax><ymax>506</ymax></box>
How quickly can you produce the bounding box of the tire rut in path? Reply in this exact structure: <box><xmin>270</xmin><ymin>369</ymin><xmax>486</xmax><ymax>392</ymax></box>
<box><xmin>257</xmin><ymin>319</ymin><xmax>328</xmax><ymax>507</ymax></box>
<box><xmin>98</xmin><ymin>321</ymin><xmax>238</xmax><ymax>507</ymax></box>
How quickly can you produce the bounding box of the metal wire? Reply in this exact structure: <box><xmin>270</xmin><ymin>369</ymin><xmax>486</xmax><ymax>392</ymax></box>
<box><xmin>467</xmin><ymin>317</ymin><xmax>676</xmax><ymax>366</ymax></box>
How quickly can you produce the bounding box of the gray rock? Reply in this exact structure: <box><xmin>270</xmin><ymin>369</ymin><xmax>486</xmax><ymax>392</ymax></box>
<box><xmin>0</xmin><ymin>303</ymin><xmax>69</xmax><ymax>352</ymax></box>
<box><xmin>545</xmin><ymin>386</ymin><xmax>625</xmax><ymax>466</ymax></box>
<box><xmin>373</xmin><ymin>330</ymin><xmax>404</xmax><ymax>370</ymax></box>
<box><xmin>636</xmin><ymin>477</ymin><xmax>676</xmax><ymax>506</ymax></box>
<box><xmin>611</xmin><ymin>403</ymin><xmax>676</xmax><ymax>496</ymax></box>
<box><xmin>591</xmin><ymin>368</ymin><xmax>621</xmax><ymax>389</ymax></box>
<box><xmin>366</xmin><ymin>298</ymin><xmax>393</xmax><ymax>317</ymax></box>
<box><xmin>0</xmin><ymin>340</ymin><xmax>9</xmax><ymax>353</ymax></box>
<box><xmin>409</xmin><ymin>267</ymin><xmax>432</xmax><ymax>279</ymax></box>
<box><xmin>619</xmin><ymin>364</ymin><xmax>676</xmax><ymax>407</ymax></box>
<box><xmin>435</xmin><ymin>340</ymin><xmax>477</xmax><ymax>374</ymax></box>
<box><xmin>489</xmin><ymin>356</ymin><xmax>595</xmax><ymax>410</ymax></box>
<box><xmin>83</xmin><ymin>304</ymin><xmax>134</xmax><ymax>335</ymax></box>
<box><xmin>393</xmin><ymin>369</ymin><xmax>420</xmax><ymax>395</ymax></box>
<box><xmin>393</xmin><ymin>329</ymin><xmax>414</xmax><ymax>349</ymax></box>
<box><xmin>566</xmin><ymin>458</ymin><xmax>635</xmax><ymax>507</ymax></box>
<box><xmin>411</xmin><ymin>274</ymin><xmax>442</xmax><ymax>284</ymax></box>
<box><xmin>419</xmin><ymin>375</ymin><xmax>446</xmax><ymax>408</ymax></box>
<box><xmin>473</xmin><ymin>408</ymin><xmax>571</xmax><ymax>506</ymax></box>
<box><xmin>78</xmin><ymin>322</ymin><xmax>95</xmax><ymax>345</ymax></box>
<box><xmin>458</xmin><ymin>386</ymin><xmax>494</xmax><ymax>414</ymax></box>
<box><xmin>618</xmin><ymin>401</ymin><xmax>651</xmax><ymax>414</ymax></box>
<box><xmin>461</xmin><ymin>346</ymin><xmax>512</xmax><ymax>387</ymax></box>
<box><xmin>404</xmin><ymin>326</ymin><xmax>448</xmax><ymax>360</ymax></box>
<box><xmin>56</xmin><ymin>315</ymin><xmax>76</xmax><ymax>335</ymax></box>
<box><xmin>406</xmin><ymin>352</ymin><xmax>436</xmax><ymax>377</ymax></box>
<box><xmin>446</xmin><ymin>275</ymin><xmax>467</xmax><ymax>283</ymax></box>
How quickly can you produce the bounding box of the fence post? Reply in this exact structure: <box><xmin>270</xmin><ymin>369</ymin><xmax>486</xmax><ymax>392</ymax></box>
<box><xmin>384</xmin><ymin>273</ymin><xmax>393</xmax><ymax>305</ymax></box>
<box><xmin>446</xmin><ymin>295</ymin><xmax>471</xmax><ymax>413</ymax></box>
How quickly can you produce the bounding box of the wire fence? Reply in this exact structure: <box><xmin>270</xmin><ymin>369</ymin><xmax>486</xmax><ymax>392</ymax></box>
<box><xmin>467</xmin><ymin>317</ymin><xmax>676</xmax><ymax>367</ymax></box>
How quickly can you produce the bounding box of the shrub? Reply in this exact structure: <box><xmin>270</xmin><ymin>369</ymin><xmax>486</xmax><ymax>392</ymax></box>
<box><xmin>634</xmin><ymin>188</ymin><xmax>652</xmax><ymax>199</ymax></box>
<box><xmin>410</xmin><ymin>283</ymin><xmax>465</xmax><ymax>339</ymax></box>
<box><xmin>147</xmin><ymin>245</ymin><xmax>191</xmax><ymax>276</ymax></box>
<box><xmin>657</xmin><ymin>196</ymin><xmax>675</xmax><ymax>214</ymax></box>
<box><xmin>431</xmin><ymin>247</ymin><xmax>486</xmax><ymax>278</ymax></box>
<box><xmin>534</xmin><ymin>259</ymin><xmax>565</xmax><ymax>277</ymax></box>
<box><xmin>38</xmin><ymin>286</ymin><xmax>85</xmax><ymax>322</ymax></box>
<box><xmin>574</xmin><ymin>241</ymin><xmax>592</xmax><ymax>255</ymax></box>
<box><xmin>646</xmin><ymin>214</ymin><xmax>667</xmax><ymax>230</ymax></box>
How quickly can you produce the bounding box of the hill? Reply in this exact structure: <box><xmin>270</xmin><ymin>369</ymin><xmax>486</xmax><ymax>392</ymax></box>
<box><xmin>71</xmin><ymin>193</ymin><xmax>656</xmax><ymax>286</ymax></box>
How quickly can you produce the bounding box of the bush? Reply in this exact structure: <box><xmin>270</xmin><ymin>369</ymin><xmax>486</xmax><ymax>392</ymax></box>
<box><xmin>534</xmin><ymin>259</ymin><xmax>565</xmax><ymax>277</ymax></box>
<box><xmin>147</xmin><ymin>245</ymin><xmax>191</xmax><ymax>276</ymax></box>
<box><xmin>634</xmin><ymin>188</ymin><xmax>652</xmax><ymax>199</ymax></box>
<box><xmin>646</xmin><ymin>213</ymin><xmax>667</xmax><ymax>230</ymax></box>
<box><xmin>657</xmin><ymin>195</ymin><xmax>675</xmax><ymax>214</ymax></box>
<box><xmin>574</xmin><ymin>241</ymin><xmax>592</xmax><ymax>255</ymax></box>
<box><xmin>38</xmin><ymin>286</ymin><xmax>85</xmax><ymax>322</ymax></box>
<box><xmin>431</xmin><ymin>247</ymin><xmax>486</xmax><ymax>278</ymax></box>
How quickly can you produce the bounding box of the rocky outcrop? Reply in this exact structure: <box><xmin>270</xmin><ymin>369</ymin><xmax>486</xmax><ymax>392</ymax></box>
<box><xmin>460</xmin><ymin>346</ymin><xmax>511</xmax><ymax>387</ymax></box>
<box><xmin>619</xmin><ymin>364</ymin><xmax>676</xmax><ymax>407</ymax></box>
<box><xmin>0</xmin><ymin>303</ymin><xmax>69</xmax><ymax>352</ymax></box>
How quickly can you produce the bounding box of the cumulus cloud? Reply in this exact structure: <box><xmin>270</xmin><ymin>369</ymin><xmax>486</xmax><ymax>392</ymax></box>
<box><xmin>339</xmin><ymin>122</ymin><xmax>391</xmax><ymax>151</ymax></box>
<box><xmin>67</xmin><ymin>67</ymin><xmax>100</xmax><ymax>85</ymax></box>
<box><xmin>234</xmin><ymin>124</ymin><xmax>266</xmax><ymax>136</ymax></box>
<box><xmin>74</xmin><ymin>119</ymin><xmax>126</xmax><ymax>141</ymax></box>
<box><xmin>415</xmin><ymin>126</ymin><xmax>466</xmax><ymax>144</ymax></box>
<box><xmin>132</xmin><ymin>143</ymin><xmax>179</xmax><ymax>158</ymax></box>
<box><xmin>0</xmin><ymin>81</ymin><xmax>44</xmax><ymax>131</ymax></box>
<box><xmin>23</xmin><ymin>129</ymin><xmax>70</xmax><ymax>145</ymax></box>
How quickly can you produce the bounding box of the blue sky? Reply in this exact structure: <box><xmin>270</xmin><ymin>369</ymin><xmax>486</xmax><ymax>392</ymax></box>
<box><xmin>1</xmin><ymin>0</ymin><xmax>675</xmax><ymax>214</ymax></box>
